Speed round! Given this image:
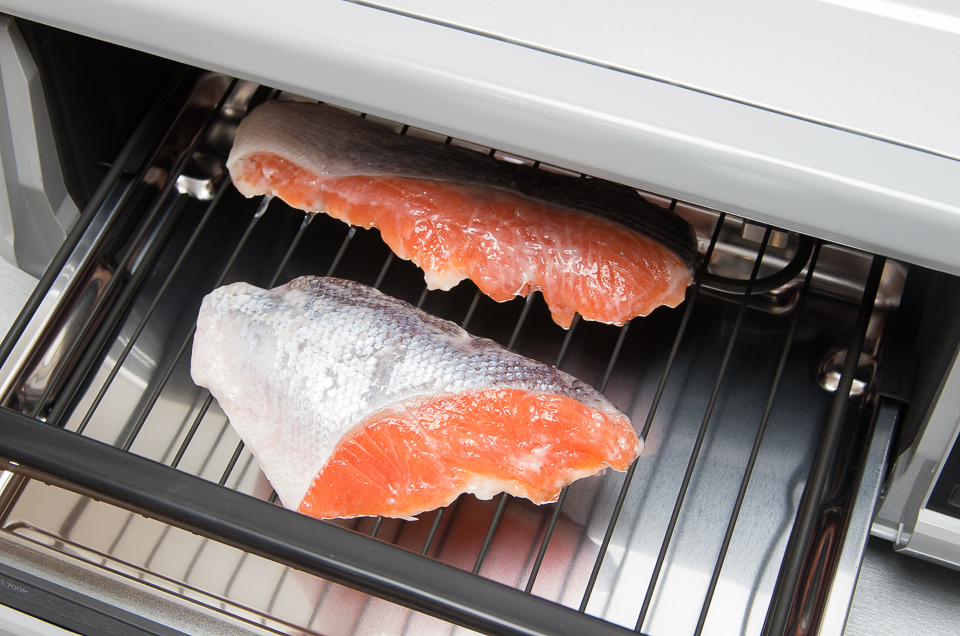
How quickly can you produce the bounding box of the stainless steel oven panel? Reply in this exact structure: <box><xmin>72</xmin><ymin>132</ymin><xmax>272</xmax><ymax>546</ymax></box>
<box><xmin>348</xmin><ymin>0</ymin><xmax>960</xmax><ymax>162</ymax></box>
<box><xmin>0</xmin><ymin>15</ymin><xmax>78</xmax><ymax>277</ymax></box>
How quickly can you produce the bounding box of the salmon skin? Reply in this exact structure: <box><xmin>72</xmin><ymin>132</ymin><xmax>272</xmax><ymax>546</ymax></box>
<box><xmin>227</xmin><ymin>101</ymin><xmax>697</xmax><ymax>328</ymax></box>
<box><xmin>190</xmin><ymin>276</ymin><xmax>641</xmax><ymax>520</ymax></box>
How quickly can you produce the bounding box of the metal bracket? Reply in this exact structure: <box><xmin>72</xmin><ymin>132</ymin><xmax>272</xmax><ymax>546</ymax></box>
<box><xmin>0</xmin><ymin>16</ymin><xmax>78</xmax><ymax>277</ymax></box>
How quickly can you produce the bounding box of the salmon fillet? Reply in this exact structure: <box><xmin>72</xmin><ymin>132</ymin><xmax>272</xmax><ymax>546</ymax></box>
<box><xmin>227</xmin><ymin>101</ymin><xmax>697</xmax><ymax>328</ymax></box>
<box><xmin>190</xmin><ymin>276</ymin><xmax>640</xmax><ymax>519</ymax></box>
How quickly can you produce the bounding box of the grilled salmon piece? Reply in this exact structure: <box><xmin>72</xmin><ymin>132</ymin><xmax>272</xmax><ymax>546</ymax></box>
<box><xmin>299</xmin><ymin>388</ymin><xmax>637</xmax><ymax>520</ymax></box>
<box><xmin>227</xmin><ymin>101</ymin><xmax>696</xmax><ymax>328</ymax></box>
<box><xmin>191</xmin><ymin>277</ymin><xmax>640</xmax><ymax>519</ymax></box>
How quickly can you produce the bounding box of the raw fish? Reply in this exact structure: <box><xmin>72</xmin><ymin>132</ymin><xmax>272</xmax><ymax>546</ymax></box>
<box><xmin>190</xmin><ymin>276</ymin><xmax>641</xmax><ymax>519</ymax></box>
<box><xmin>227</xmin><ymin>101</ymin><xmax>696</xmax><ymax>328</ymax></box>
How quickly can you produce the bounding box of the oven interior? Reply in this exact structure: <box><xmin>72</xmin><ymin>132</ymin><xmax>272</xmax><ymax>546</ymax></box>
<box><xmin>1</xmin><ymin>19</ymin><xmax>959</xmax><ymax>636</ymax></box>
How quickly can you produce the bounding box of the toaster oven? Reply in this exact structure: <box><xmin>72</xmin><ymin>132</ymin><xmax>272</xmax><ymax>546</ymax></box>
<box><xmin>0</xmin><ymin>2</ymin><xmax>959</xmax><ymax>635</ymax></box>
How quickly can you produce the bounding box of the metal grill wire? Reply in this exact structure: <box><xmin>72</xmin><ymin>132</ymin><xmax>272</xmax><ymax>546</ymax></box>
<box><xmin>36</xmin><ymin>77</ymin><xmax>240</xmax><ymax>424</ymax></box>
<box><xmin>30</xmin><ymin>93</ymin><xmax>845</xmax><ymax>636</ymax></box>
<box><xmin>2</xmin><ymin>521</ymin><xmax>322</xmax><ymax>636</ymax></box>
<box><xmin>632</xmin><ymin>226</ymin><xmax>776</xmax><ymax>629</ymax></box>
<box><xmin>693</xmin><ymin>241</ymin><xmax>822</xmax><ymax>636</ymax></box>
<box><xmin>576</xmin><ymin>210</ymin><xmax>727</xmax><ymax>619</ymax></box>
<box><xmin>764</xmin><ymin>254</ymin><xmax>885</xmax><ymax>636</ymax></box>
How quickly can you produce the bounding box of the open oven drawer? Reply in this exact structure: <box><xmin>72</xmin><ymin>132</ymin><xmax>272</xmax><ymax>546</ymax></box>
<box><xmin>1</xmin><ymin>16</ymin><xmax>959</xmax><ymax>636</ymax></box>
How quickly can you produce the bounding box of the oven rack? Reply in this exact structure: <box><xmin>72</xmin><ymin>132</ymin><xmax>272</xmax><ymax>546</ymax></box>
<box><xmin>0</xmin><ymin>72</ymin><xmax>900</xmax><ymax>636</ymax></box>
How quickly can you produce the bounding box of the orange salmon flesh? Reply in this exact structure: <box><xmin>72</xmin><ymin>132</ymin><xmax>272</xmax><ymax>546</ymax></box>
<box><xmin>297</xmin><ymin>388</ymin><xmax>641</xmax><ymax>520</ymax></box>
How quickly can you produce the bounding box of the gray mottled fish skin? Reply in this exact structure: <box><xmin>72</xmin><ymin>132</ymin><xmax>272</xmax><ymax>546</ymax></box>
<box><xmin>227</xmin><ymin>101</ymin><xmax>697</xmax><ymax>270</ymax></box>
<box><xmin>190</xmin><ymin>276</ymin><xmax>630</xmax><ymax>509</ymax></box>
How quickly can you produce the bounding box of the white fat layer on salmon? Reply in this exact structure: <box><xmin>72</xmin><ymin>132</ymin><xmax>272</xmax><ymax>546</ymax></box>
<box><xmin>191</xmin><ymin>276</ymin><xmax>637</xmax><ymax>509</ymax></box>
<box><xmin>422</xmin><ymin>269</ymin><xmax>467</xmax><ymax>292</ymax></box>
<box><xmin>460</xmin><ymin>468</ymin><xmax>603</xmax><ymax>504</ymax></box>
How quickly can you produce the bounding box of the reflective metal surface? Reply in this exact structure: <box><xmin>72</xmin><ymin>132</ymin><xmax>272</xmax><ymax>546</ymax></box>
<box><xmin>819</xmin><ymin>401</ymin><xmax>899</xmax><ymax>635</ymax></box>
<box><xmin>845</xmin><ymin>535</ymin><xmax>960</xmax><ymax>636</ymax></box>
<box><xmin>0</xmin><ymin>72</ymin><xmax>238</xmax><ymax>415</ymax></box>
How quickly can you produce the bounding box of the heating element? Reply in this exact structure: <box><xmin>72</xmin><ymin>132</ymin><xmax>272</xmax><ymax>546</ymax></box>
<box><xmin>0</xmin><ymin>71</ymin><xmax>904</xmax><ymax>636</ymax></box>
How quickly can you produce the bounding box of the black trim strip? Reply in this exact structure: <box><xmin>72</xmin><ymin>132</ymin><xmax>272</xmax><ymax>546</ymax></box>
<box><xmin>0</xmin><ymin>560</ymin><xmax>185</xmax><ymax>636</ymax></box>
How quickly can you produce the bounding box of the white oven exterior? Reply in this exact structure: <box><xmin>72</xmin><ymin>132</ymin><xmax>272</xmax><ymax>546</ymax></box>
<box><xmin>1</xmin><ymin>0</ymin><xmax>958</xmax><ymax>274</ymax></box>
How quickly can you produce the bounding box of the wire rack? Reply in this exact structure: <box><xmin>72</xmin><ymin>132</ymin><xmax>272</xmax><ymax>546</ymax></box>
<box><xmin>0</xmin><ymin>73</ymin><xmax>899</xmax><ymax>636</ymax></box>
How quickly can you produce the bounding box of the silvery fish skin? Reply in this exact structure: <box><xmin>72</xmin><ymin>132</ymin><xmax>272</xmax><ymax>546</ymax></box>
<box><xmin>190</xmin><ymin>276</ymin><xmax>632</xmax><ymax>509</ymax></box>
